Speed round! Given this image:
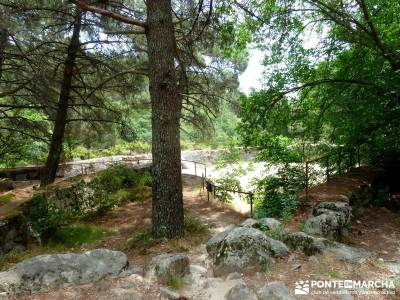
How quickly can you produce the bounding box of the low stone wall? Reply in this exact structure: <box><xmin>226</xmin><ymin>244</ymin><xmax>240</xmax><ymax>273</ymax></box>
<box><xmin>0</xmin><ymin>149</ymin><xmax>257</xmax><ymax>180</ymax></box>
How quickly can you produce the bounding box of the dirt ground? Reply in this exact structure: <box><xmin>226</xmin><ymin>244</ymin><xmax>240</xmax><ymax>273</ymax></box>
<box><xmin>4</xmin><ymin>171</ymin><xmax>400</xmax><ymax>299</ymax></box>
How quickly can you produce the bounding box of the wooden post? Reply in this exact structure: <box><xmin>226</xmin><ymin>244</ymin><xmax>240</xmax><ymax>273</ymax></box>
<box><xmin>305</xmin><ymin>161</ymin><xmax>309</xmax><ymax>201</ymax></box>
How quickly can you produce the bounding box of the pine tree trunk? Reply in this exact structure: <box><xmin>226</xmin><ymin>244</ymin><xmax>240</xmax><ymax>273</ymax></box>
<box><xmin>0</xmin><ymin>27</ymin><xmax>7</xmax><ymax>79</ymax></box>
<box><xmin>40</xmin><ymin>13</ymin><xmax>81</xmax><ymax>187</ymax></box>
<box><xmin>146</xmin><ymin>0</ymin><xmax>184</xmax><ymax>238</ymax></box>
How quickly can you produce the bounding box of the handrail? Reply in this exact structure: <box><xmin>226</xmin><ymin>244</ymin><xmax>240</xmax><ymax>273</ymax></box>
<box><xmin>304</xmin><ymin>145</ymin><xmax>362</xmax><ymax>201</ymax></box>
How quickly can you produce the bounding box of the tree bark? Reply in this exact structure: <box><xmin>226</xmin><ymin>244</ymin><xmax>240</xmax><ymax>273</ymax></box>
<box><xmin>146</xmin><ymin>0</ymin><xmax>184</xmax><ymax>238</ymax></box>
<box><xmin>40</xmin><ymin>13</ymin><xmax>81</xmax><ymax>186</ymax></box>
<box><xmin>0</xmin><ymin>27</ymin><xmax>8</xmax><ymax>79</ymax></box>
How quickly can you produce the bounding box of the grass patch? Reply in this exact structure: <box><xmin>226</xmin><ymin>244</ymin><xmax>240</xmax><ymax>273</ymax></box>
<box><xmin>48</xmin><ymin>224</ymin><xmax>117</xmax><ymax>247</ymax></box>
<box><xmin>0</xmin><ymin>192</ymin><xmax>15</xmax><ymax>206</ymax></box>
<box><xmin>166</xmin><ymin>275</ymin><xmax>184</xmax><ymax>290</ymax></box>
<box><xmin>184</xmin><ymin>215</ymin><xmax>207</xmax><ymax>234</ymax></box>
<box><xmin>122</xmin><ymin>229</ymin><xmax>154</xmax><ymax>254</ymax></box>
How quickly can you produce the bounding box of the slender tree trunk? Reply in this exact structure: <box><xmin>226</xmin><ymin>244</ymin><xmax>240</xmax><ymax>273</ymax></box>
<box><xmin>146</xmin><ymin>0</ymin><xmax>184</xmax><ymax>238</ymax></box>
<box><xmin>40</xmin><ymin>13</ymin><xmax>81</xmax><ymax>186</ymax></box>
<box><xmin>0</xmin><ymin>27</ymin><xmax>8</xmax><ymax>79</ymax></box>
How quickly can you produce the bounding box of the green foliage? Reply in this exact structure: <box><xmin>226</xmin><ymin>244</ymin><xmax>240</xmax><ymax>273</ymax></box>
<box><xmin>236</xmin><ymin>0</ymin><xmax>400</xmax><ymax>165</ymax></box>
<box><xmin>124</xmin><ymin>229</ymin><xmax>153</xmax><ymax>254</ymax></box>
<box><xmin>215</xmin><ymin>140</ymin><xmax>241</xmax><ymax>168</ymax></box>
<box><xmin>92</xmin><ymin>164</ymin><xmax>151</xmax><ymax>192</ymax></box>
<box><xmin>28</xmin><ymin>194</ymin><xmax>65</xmax><ymax>238</ymax></box>
<box><xmin>214</xmin><ymin>176</ymin><xmax>242</xmax><ymax>203</ymax></box>
<box><xmin>184</xmin><ymin>215</ymin><xmax>207</xmax><ymax>234</ymax></box>
<box><xmin>48</xmin><ymin>224</ymin><xmax>116</xmax><ymax>247</ymax></box>
<box><xmin>0</xmin><ymin>192</ymin><xmax>15</xmax><ymax>206</ymax></box>
<box><xmin>68</xmin><ymin>141</ymin><xmax>151</xmax><ymax>161</ymax></box>
<box><xmin>166</xmin><ymin>275</ymin><xmax>184</xmax><ymax>290</ymax></box>
<box><xmin>28</xmin><ymin>165</ymin><xmax>152</xmax><ymax>239</ymax></box>
<box><xmin>254</xmin><ymin>164</ymin><xmax>305</xmax><ymax>220</ymax></box>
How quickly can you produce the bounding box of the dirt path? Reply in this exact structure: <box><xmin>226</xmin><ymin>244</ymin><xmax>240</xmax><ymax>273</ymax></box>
<box><xmin>5</xmin><ymin>170</ymin><xmax>400</xmax><ymax>300</ymax></box>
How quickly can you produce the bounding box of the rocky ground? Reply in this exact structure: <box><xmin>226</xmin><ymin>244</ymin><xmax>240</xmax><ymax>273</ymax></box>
<box><xmin>1</xmin><ymin>173</ymin><xmax>399</xmax><ymax>299</ymax></box>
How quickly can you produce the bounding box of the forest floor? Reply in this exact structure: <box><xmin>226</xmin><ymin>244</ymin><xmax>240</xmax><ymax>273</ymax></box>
<box><xmin>2</xmin><ymin>172</ymin><xmax>398</xmax><ymax>299</ymax></box>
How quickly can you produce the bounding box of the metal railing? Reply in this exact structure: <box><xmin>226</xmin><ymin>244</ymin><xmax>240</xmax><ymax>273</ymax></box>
<box><xmin>304</xmin><ymin>145</ymin><xmax>362</xmax><ymax>200</ymax></box>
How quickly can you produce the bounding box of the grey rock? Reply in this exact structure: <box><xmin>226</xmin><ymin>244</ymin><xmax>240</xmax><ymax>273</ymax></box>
<box><xmin>206</xmin><ymin>225</ymin><xmax>237</xmax><ymax>257</ymax></box>
<box><xmin>144</xmin><ymin>253</ymin><xmax>190</xmax><ymax>283</ymax></box>
<box><xmin>0</xmin><ymin>249</ymin><xmax>128</xmax><ymax>295</ymax></box>
<box><xmin>240</xmin><ymin>218</ymin><xmax>260</xmax><ymax>228</ymax></box>
<box><xmin>257</xmin><ymin>282</ymin><xmax>294</xmax><ymax>300</ymax></box>
<box><xmin>225</xmin><ymin>282</ymin><xmax>257</xmax><ymax>300</ymax></box>
<box><xmin>258</xmin><ymin>218</ymin><xmax>282</xmax><ymax>230</ymax></box>
<box><xmin>189</xmin><ymin>264</ymin><xmax>208</xmax><ymax>275</ymax></box>
<box><xmin>308</xmin><ymin>255</ymin><xmax>319</xmax><ymax>264</ymax></box>
<box><xmin>240</xmin><ymin>218</ymin><xmax>281</xmax><ymax>231</ymax></box>
<box><xmin>159</xmin><ymin>286</ymin><xmax>181</xmax><ymax>300</ymax></box>
<box><xmin>207</xmin><ymin>227</ymin><xmax>289</xmax><ymax>276</ymax></box>
<box><xmin>330</xmin><ymin>243</ymin><xmax>373</xmax><ymax>264</ymax></box>
<box><xmin>285</xmin><ymin>232</ymin><xmax>332</xmax><ymax>255</ymax></box>
<box><xmin>304</xmin><ymin>202</ymin><xmax>351</xmax><ymax>239</ymax></box>
<box><xmin>119</xmin><ymin>264</ymin><xmax>143</xmax><ymax>277</ymax></box>
<box><xmin>226</xmin><ymin>272</ymin><xmax>242</xmax><ymax>280</ymax></box>
<box><xmin>383</xmin><ymin>260</ymin><xmax>400</xmax><ymax>274</ymax></box>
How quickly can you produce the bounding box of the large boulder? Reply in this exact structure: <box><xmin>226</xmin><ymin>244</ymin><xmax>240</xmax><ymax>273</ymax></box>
<box><xmin>0</xmin><ymin>249</ymin><xmax>128</xmax><ymax>295</ymax></box>
<box><xmin>225</xmin><ymin>282</ymin><xmax>258</xmax><ymax>300</ymax></box>
<box><xmin>206</xmin><ymin>227</ymin><xmax>289</xmax><ymax>276</ymax></box>
<box><xmin>285</xmin><ymin>232</ymin><xmax>333</xmax><ymax>256</ymax></box>
<box><xmin>0</xmin><ymin>179</ymin><xmax>14</xmax><ymax>192</ymax></box>
<box><xmin>257</xmin><ymin>282</ymin><xmax>294</xmax><ymax>300</ymax></box>
<box><xmin>303</xmin><ymin>202</ymin><xmax>351</xmax><ymax>239</ymax></box>
<box><xmin>206</xmin><ymin>225</ymin><xmax>237</xmax><ymax>256</ymax></box>
<box><xmin>144</xmin><ymin>253</ymin><xmax>190</xmax><ymax>283</ymax></box>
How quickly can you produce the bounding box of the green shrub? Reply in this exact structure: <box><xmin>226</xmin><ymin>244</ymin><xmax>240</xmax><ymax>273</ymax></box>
<box><xmin>92</xmin><ymin>164</ymin><xmax>148</xmax><ymax>192</ymax></box>
<box><xmin>48</xmin><ymin>224</ymin><xmax>116</xmax><ymax>247</ymax></box>
<box><xmin>28</xmin><ymin>193</ymin><xmax>72</xmax><ymax>239</ymax></box>
<box><xmin>254</xmin><ymin>164</ymin><xmax>304</xmax><ymax>220</ymax></box>
<box><xmin>0</xmin><ymin>192</ymin><xmax>15</xmax><ymax>206</ymax></box>
<box><xmin>166</xmin><ymin>275</ymin><xmax>184</xmax><ymax>290</ymax></box>
<box><xmin>28</xmin><ymin>165</ymin><xmax>152</xmax><ymax>241</ymax></box>
<box><xmin>184</xmin><ymin>215</ymin><xmax>207</xmax><ymax>234</ymax></box>
<box><xmin>214</xmin><ymin>140</ymin><xmax>241</xmax><ymax>169</ymax></box>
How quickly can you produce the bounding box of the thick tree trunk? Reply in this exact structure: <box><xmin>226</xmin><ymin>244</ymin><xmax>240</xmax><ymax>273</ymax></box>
<box><xmin>40</xmin><ymin>13</ymin><xmax>81</xmax><ymax>186</ymax></box>
<box><xmin>146</xmin><ymin>0</ymin><xmax>184</xmax><ymax>238</ymax></box>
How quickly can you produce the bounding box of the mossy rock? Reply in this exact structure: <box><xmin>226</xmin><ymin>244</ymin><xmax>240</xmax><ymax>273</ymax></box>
<box><xmin>0</xmin><ymin>192</ymin><xmax>15</xmax><ymax>206</ymax></box>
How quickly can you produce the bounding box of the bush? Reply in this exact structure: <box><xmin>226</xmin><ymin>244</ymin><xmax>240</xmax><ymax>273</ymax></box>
<box><xmin>214</xmin><ymin>140</ymin><xmax>241</xmax><ymax>169</ymax></box>
<box><xmin>254</xmin><ymin>164</ymin><xmax>305</xmax><ymax>220</ymax></box>
<box><xmin>48</xmin><ymin>224</ymin><xmax>116</xmax><ymax>247</ymax></box>
<box><xmin>28</xmin><ymin>165</ymin><xmax>152</xmax><ymax>240</ymax></box>
<box><xmin>184</xmin><ymin>215</ymin><xmax>207</xmax><ymax>234</ymax></box>
<box><xmin>92</xmin><ymin>164</ymin><xmax>150</xmax><ymax>192</ymax></box>
<box><xmin>28</xmin><ymin>193</ymin><xmax>72</xmax><ymax>239</ymax></box>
